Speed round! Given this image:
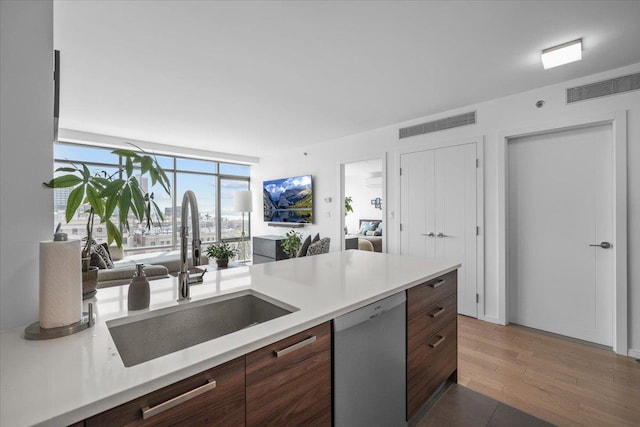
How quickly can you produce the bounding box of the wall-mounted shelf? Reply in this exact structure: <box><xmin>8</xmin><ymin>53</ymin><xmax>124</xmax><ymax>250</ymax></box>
<box><xmin>267</xmin><ymin>223</ymin><xmax>306</xmax><ymax>228</ymax></box>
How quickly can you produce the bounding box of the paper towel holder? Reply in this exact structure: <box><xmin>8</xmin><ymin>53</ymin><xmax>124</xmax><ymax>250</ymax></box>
<box><xmin>24</xmin><ymin>303</ymin><xmax>94</xmax><ymax>340</ymax></box>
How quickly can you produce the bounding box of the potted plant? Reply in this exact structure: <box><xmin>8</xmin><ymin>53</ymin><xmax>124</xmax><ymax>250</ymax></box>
<box><xmin>205</xmin><ymin>241</ymin><xmax>238</xmax><ymax>268</ymax></box>
<box><xmin>344</xmin><ymin>196</ymin><xmax>354</xmax><ymax>234</ymax></box>
<box><xmin>280</xmin><ymin>229</ymin><xmax>302</xmax><ymax>259</ymax></box>
<box><xmin>344</xmin><ymin>196</ymin><xmax>354</xmax><ymax>216</ymax></box>
<box><xmin>44</xmin><ymin>148</ymin><xmax>171</xmax><ymax>298</ymax></box>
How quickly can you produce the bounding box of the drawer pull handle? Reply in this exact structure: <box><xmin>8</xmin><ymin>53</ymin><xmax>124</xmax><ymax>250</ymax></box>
<box><xmin>274</xmin><ymin>335</ymin><xmax>317</xmax><ymax>358</ymax></box>
<box><xmin>430</xmin><ymin>307</ymin><xmax>446</xmax><ymax>318</ymax></box>
<box><xmin>141</xmin><ymin>379</ymin><xmax>216</xmax><ymax>419</ymax></box>
<box><xmin>429</xmin><ymin>280</ymin><xmax>445</xmax><ymax>288</ymax></box>
<box><xmin>429</xmin><ymin>335</ymin><xmax>446</xmax><ymax>348</ymax></box>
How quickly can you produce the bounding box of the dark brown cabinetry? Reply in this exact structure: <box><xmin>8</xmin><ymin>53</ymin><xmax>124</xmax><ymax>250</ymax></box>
<box><xmin>252</xmin><ymin>235</ymin><xmax>289</xmax><ymax>264</ymax></box>
<box><xmin>407</xmin><ymin>270</ymin><xmax>458</xmax><ymax>421</ymax></box>
<box><xmin>246</xmin><ymin>322</ymin><xmax>332</xmax><ymax>426</ymax></box>
<box><xmin>86</xmin><ymin>358</ymin><xmax>245</xmax><ymax>427</ymax></box>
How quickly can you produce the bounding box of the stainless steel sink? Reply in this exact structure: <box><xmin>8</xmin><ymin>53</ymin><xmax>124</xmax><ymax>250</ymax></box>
<box><xmin>107</xmin><ymin>291</ymin><xmax>296</xmax><ymax>367</ymax></box>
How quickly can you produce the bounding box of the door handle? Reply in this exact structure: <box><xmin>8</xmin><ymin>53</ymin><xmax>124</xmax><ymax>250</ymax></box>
<box><xmin>589</xmin><ymin>242</ymin><xmax>612</xmax><ymax>249</ymax></box>
<box><xmin>436</xmin><ymin>232</ymin><xmax>447</xmax><ymax>238</ymax></box>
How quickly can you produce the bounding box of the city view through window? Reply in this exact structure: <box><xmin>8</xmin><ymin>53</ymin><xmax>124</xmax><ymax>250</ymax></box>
<box><xmin>53</xmin><ymin>143</ymin><xmax>251</xmax><ymax>260</ymax></box>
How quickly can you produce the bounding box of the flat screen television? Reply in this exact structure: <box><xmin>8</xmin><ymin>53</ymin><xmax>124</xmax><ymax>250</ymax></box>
<box><xmin>263</xmin><ymin>175</ymin><xmax>313</xmax><ymax>223</ymax></box>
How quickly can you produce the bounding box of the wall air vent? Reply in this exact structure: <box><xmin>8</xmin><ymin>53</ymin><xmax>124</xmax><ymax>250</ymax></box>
<box><xmin>399</xmin><ymin>111</ymin><xmax>476</xmax><ymax>139</ymax></box>
<box><xmin>567</xmin><ymin>72</ymin><xmax>640</xmax><ymax>103</ymax></box>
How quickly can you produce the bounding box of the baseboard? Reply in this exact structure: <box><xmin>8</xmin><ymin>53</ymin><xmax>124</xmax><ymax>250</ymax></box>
<box><xmin>628</xmin><ymin>348</ymin><xmax>640</xmax><ymax>359</ymax></box>
<box><xmin>477</xmin><ymin>315</ymin><xmax>501</xmax><ymax>325</ymax></box>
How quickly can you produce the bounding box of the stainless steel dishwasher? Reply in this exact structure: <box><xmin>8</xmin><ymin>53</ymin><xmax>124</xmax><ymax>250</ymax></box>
<box><xmin>334</xmin><ymin>292</ymin><xmax>406</xmax><ymax>427</ymax></box>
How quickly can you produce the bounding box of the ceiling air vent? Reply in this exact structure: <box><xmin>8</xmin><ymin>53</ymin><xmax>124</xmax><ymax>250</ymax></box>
<box><xmin>399</xmin><ymin>111</ymin><xmax>476</xmax><ymax>139</ymax></box>
<box><xmin>567</xmin><ymin>72</ymin><xmax>640</xmax><ymax>103</ymax></box>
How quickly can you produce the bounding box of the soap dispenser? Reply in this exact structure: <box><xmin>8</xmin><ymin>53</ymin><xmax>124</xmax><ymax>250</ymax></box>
<box><xmin>128</xmin><ymin>264</ymin><xmax>150</xmax><ymax>310</ymax></box>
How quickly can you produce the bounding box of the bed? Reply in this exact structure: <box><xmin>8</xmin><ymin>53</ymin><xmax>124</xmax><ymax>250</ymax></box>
<box><xmin>357</xmin><ymin>219</ymin><xmax>383</xmax><ymax>252</ymax></box>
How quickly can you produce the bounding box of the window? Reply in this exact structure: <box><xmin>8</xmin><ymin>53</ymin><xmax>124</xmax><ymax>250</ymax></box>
<box><xmin>53</xmin><ymin>142</ymin><xmax>251</xmax><ymax>255</ymax></box>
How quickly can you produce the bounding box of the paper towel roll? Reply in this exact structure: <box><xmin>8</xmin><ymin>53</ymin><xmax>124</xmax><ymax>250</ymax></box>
<box><xmin>39</xmin><ymin>239</ymin><xmax>82</xmax><ymax>328</ymax></box>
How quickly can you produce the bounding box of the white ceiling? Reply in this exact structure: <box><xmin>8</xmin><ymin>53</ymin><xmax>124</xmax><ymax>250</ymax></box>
<box><xmin>54</xmin><ymin>0</ymin><xmax>640</xmax><ymax>158</ymax></box>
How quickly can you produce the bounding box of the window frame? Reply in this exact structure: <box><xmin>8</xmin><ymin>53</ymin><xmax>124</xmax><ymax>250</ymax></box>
<box><xmin>53</xmin><ymin>142</ymin><xmax>251</xmax><ymax>254</ymax></box>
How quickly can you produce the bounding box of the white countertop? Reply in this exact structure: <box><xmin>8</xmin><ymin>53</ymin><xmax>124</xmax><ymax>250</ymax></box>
<box><xmin>0</xmin><ymin>251</ymin><xmax>459</xmax><ymax>427</ymax></box>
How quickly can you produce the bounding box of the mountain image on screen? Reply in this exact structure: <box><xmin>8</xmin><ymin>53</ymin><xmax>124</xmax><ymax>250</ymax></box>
<box><xmin>263</xmin><ymin>175</ymin><xmax>313</xmax><ymax>223</ymax></box>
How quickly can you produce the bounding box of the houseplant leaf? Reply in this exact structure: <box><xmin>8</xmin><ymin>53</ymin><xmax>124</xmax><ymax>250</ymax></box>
<box><xmin>86</xmin><ymin>185</ymin><xmax>105</xmax><ymax>218</ymax></box>
<box><xmin>106</xmin><ymin>219</ymin><xmax>122</xmax><ymax>247</ymax></box>
<box><xmin>104</xmin><ymin>193</ymin><xmax>119</xmax><ymax>220</ymax></box>
<box><xmin>44</xmin><ymin>174</ymin><xmax>82</xmax><ymax>188</ymax></box>
<box><xmin>99</xmin><ymin>178</ymin><xmax>125</xmax><ymax>198</ymax></box>
<box><xmin>130</xmin><ymin>179</ymin><xmax>146</xmax><ymax>222</ymax></box>
<box><xmin>65</xmin><ymin>185</ymin><xmax>85</xmax><ymax>223</ymax></box>
<box><xmin>125</xmin><ymin>156</ymin><xmax>133</xmax><ymax>178</ymax></box>
<box><xmin>141</xmin><ymin>156</ymin><xmax>153</xmax><ymax>175</ymax></box>
<box><xmin>54</xmin><ymin>167</ymin><xmax>78</xmax><ymax>173</ymax></box>
<box><xmin>119</xmin><ymin>185</ymin><xmax>131</xmax><ymax>228</ymax></box>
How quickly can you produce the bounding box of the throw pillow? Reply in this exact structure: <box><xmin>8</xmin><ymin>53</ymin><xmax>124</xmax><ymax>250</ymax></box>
<box><xmin>89</xmin><ymin>252</ymin><xmax>107</xmax><ymax>269</ymax></box>
<box><xmin>376</xmin><ymin>222</ymin><xmax>383</xmax><ymax>233</ymax></box>
<box><xmin>307</xmin><ymin>237</ymin><xmax>330</xmax><ymax>256</ymax></box>
<box><xmin>94</xmin><ymin>242</ymin><xmax>115</xmax><ymax>269</ymax></box>
<box><xmin>360</xmin><ymin>222</ymin><xmax>376</xmax><ymax>233</ymax></box>
<box><xmin>297</xmin><ymin>235</ymin><xmax>312</xmax><ymax>257</ymax></box>
<box><xmin>312</xmin><ymin>233</ymin><xmax>320</xmax><ymax>243</ymax></box>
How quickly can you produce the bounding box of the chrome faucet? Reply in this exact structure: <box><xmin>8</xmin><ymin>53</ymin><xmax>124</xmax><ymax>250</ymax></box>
<box><xmin>178</xmin><ymin>190</ymin><xmax>203</xmax><ymax>301</ymax></box>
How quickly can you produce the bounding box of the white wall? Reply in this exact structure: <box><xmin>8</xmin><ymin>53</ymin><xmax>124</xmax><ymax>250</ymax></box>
<box><xmin>0</xmin><ymin>1</ymin><xmax>54</xmax><ymax>330</ymax></box>
<box><xmin>253</xmin><ymin>62</ymin><xmax>640</xmax><ymax>353</ymax></box>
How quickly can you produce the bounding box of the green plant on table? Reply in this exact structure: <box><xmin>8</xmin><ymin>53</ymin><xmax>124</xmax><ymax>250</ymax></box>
<box><xmin>205</xmin><ymin>241</ymin><xmax>238</xmax><ymax>261</ymax></box>
<box><xmin>280</xmin><ymin>229</ymin><xmax>302</xmax><ymax>258</ymax></box>
<box><xmin>44</xmin><ymin>148</ymin><xmax>171</xmax><ymax>267</ymax></box>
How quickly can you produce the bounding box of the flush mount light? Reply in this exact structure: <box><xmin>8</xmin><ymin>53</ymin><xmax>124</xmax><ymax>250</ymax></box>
<box><xmin>541</xmin><ymin>38</ymin><xmax>582</xmax><ymax>69</ymax></box>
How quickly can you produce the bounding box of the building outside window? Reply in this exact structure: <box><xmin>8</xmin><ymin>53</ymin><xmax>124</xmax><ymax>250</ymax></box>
<box><xmin>53</xmin><ymin>142</ymin><xmax>251</xmax><ymax>259</ymax></box>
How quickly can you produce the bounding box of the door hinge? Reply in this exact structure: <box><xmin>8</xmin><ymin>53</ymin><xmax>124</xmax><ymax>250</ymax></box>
<box><xmin>476</xmin><ymin>293</ymin><xmax>479</xmax><ymax>303</ymax></box>
<box><xmin>476</xmin><ymin>226</ymin><xmax>480</xmax><ymax>236</ymax></box>
<box><xmin>400</xmin><ymin>168</ymin><xmax>403</xmax><ymax>176</ymax></box>
<box><xmin>476</xmin><ymin>158</ymin><xmax>479</xmax><ymax>168</ymax></box>
<box><xmin>400</xmin><ymin>223</ymin><xmax>403</xmax><ymax>231</ymax></box>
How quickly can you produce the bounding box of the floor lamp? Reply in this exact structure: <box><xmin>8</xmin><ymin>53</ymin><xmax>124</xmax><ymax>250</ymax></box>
<box><xmin>233</xmin><ymin>190</ymin><xmax>252</xmax><ymax>264</ymax></box>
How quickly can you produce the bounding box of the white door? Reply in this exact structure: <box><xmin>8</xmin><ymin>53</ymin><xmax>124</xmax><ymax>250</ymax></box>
<box><xmin>508</xmin><ymin>124</ymin><xmax>613</xmax><ymax>346</ymax></box>
<box><xmin>400</xmin><ymin>150</ymin><xmax>435</xmax><ymax>258</ymax></box>
<box><xmin>400</xmin><ymin>143</ymin><xmax>478</xmax><ymax>317</ymax></box>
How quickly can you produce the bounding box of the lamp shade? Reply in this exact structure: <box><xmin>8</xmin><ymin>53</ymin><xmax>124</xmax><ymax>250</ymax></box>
<box><xmin>233</xmin><ymin>190</ymin><xmax>253</xmax><ymax>212</ymax></box>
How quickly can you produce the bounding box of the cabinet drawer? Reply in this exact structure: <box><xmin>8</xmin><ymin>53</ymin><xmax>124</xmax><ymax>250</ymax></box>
<box><xmin>86</xmin><ymin>357</ymin><xmax>245</xmax><ymax>427</ymax></box>
<box><xmin>407</xmin><ymin>320</ymin><xmax>457</xmax><ymax>421</ymax></box>
<box><xmin>407</xmin><ymin>293</ymin><xmax>457</xmax><ymax>354</ymax></box>
<box><xmin>407</xmin><ymin>270</ymin><xmax>457</xmax><ymax>318</ymax></box>
<box><xmin>246</xmin><ymin>322</ymin><xmax>332</xmax><ymax>427</ymax></box>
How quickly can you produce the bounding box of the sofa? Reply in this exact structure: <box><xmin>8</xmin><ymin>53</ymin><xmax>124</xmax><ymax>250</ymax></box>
<box><xmin>97</xmin><ymin>247</ymin><xmax>209</xmax><ymax>288</ymax></box>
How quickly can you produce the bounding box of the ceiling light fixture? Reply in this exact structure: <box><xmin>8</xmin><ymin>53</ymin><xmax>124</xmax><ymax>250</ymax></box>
<box><xmin>541</xmin><ymin>38</ymin><xmax>582</xmax><ymax>69</ymax></box>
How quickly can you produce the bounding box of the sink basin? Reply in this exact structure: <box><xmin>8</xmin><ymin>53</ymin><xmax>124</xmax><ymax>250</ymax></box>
<box><xmin>107</xmin><ymin>291</ymin><xmax>296</xmax><ymax>367</ymax></box>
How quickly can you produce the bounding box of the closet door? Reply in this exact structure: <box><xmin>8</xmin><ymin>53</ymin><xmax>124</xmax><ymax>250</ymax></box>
<box><xmin>435</xmin><ymin>144</ymin><xmax>477</xmax><ymax>317</ymax></box>
<box><xmin>400</xmin><ymin>143</ymin><xmax>478</xmax><ymax>318</ymax></box>
<box><xmin>400</xmin><ymin>150</ymin><xmax>435</xmax><ymax>258</ymax></box>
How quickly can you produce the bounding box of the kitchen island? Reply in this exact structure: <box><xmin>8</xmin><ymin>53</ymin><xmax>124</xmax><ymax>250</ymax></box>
<box><xmin>0</xmin><ymin>250</ymin><xmax>459</xmax><ymax>426</ymax></box>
